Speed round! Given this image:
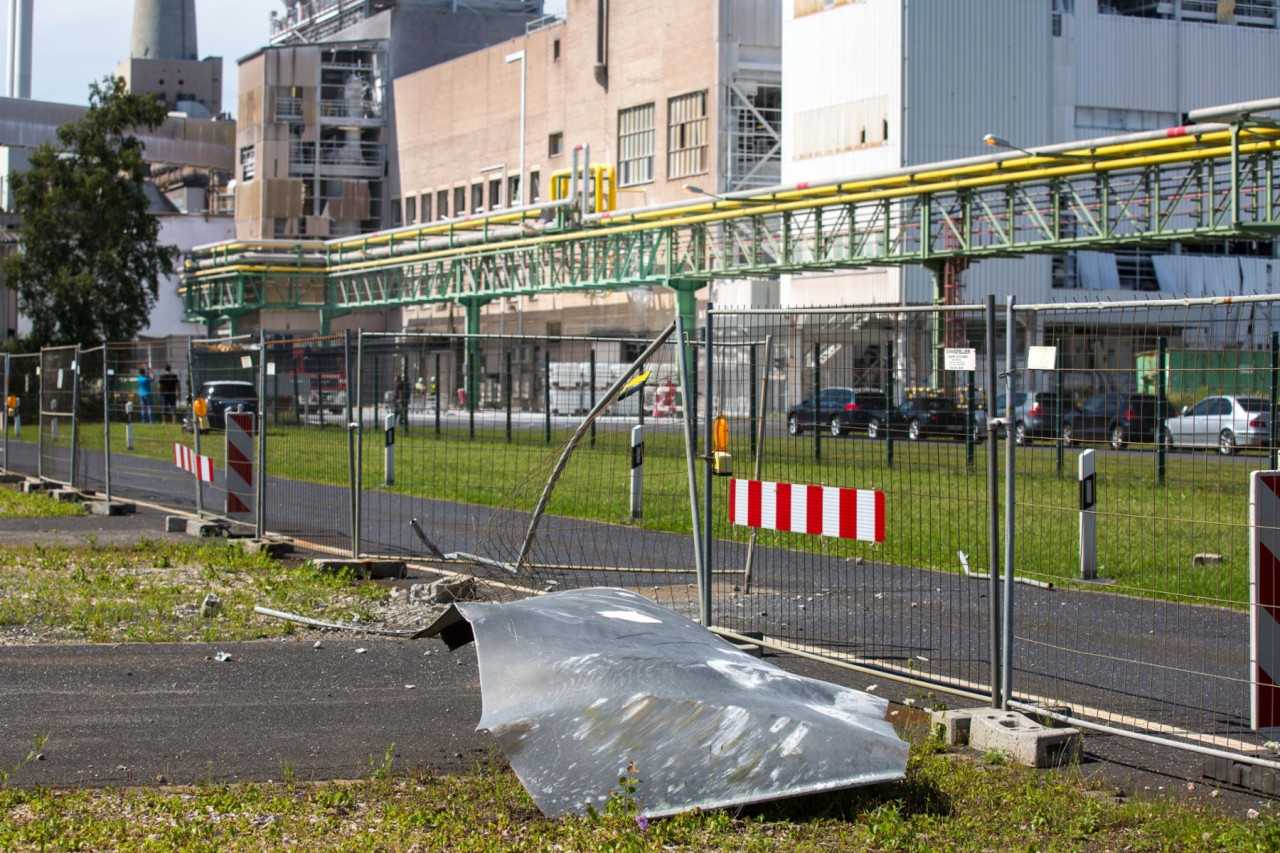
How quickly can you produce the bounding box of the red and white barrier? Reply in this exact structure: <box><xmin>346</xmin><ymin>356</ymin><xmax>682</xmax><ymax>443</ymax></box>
<box><xmin>729</xmin><ymin>479</ymin><xmax>885</xmax><ymax>543</ymax></box>
<box><xmin>173</xmin><ymin>443</ymin><xmax>214</xmax><ymax>483</ymax></box>
<box><xmin>225</xmin><ymin>412</ymin><xmax>256</xmax><ymax>517</ymax></box>
<box><xmin>1252</xmin><ymin>471</ymin><xmax>1280</xmax><ymax>733</ymax></box>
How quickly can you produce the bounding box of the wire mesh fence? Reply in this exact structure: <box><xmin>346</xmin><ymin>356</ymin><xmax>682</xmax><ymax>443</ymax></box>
<box><xmin>4</xmin><ymin>293</ymin><xmax>1280</xmax><ymax>764</ymax></box>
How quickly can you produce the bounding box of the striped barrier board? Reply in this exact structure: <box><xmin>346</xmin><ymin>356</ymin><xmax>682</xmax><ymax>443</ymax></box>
<box><xmin>729</xmin><ymin>478</ymin><xmax>885</xmax><ymax>543</ymax></box>
<box><xmin>1252</xmin><ymin>471</ymin><xmax>1280</xmax><ymax>734</ymax></box>
<box><xmin>173</xmin><ymin>443</ymin><xmax>214</xmax><ymax>483</ymax></box>
<box><xmin>225</xmin><ymin>412</ymin><xmax>256</xmax><ymax>517</ymax></box>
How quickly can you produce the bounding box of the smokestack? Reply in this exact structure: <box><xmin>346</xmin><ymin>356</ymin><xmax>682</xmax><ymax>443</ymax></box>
<box><xmin>131</xmin><ymin>0</ymin><xmax>198</xmax><ymax>61</ymax></box>
<box><xmin>6</xmin><ymin>0</ymin><xmax>32</xmax><ymax>98</ymax></box>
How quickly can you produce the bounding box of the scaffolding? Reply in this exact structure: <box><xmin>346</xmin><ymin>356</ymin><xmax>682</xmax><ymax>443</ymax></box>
<box><xmin>723</xmin><ymin>78</ymin><xmax>782</xmax><ymax>192</ymax></box>
<box><xmin>271</xmin><ymin>0</ymin><xmax>545</xmax><ymax>45</ymax></box>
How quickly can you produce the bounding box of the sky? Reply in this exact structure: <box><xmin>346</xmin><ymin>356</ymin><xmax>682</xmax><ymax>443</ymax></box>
<box><xmin>0</xmin><ymin>0</ymin><xmax>567</xmax><ymax>117</ymax></box>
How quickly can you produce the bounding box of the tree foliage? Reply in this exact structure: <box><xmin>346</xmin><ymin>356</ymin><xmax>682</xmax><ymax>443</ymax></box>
<box><xmin>5</xmin><ymin>76</ymin><xmax>179</xmax><ymax>347</ymax></box>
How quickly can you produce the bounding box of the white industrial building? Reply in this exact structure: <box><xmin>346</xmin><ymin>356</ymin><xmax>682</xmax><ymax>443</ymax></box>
<box><xmin>779</xmin><ymin>0</ymin><xmax>1280</xmax><ymax>390</ymax></box>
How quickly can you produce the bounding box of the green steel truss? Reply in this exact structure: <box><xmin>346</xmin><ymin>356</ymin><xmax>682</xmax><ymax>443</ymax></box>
<box><xmin>182</xmin><ymin>125</ymin><xmax>1280</xmax><ymax>324</ymax></box>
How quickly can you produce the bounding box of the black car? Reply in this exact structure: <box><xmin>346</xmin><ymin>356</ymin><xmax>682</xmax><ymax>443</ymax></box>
<box><xmin>869</xmin><ymin>396</ymin><xmax>977</xmax><ymax>441</ymax></box>
<box><xmin>194</xmin><ymin>380</ymin><xmax>259</xmax><ymax>430</ymax></box>
<box><xmin>787</xmin><ymin>387</ymin><xmax>888</xmax><ymax>436</ymax></box>
<box><xmin>1062</xmin><ymin>392</ymin><xmax>1168</xmax><ymax>450</ymax></box>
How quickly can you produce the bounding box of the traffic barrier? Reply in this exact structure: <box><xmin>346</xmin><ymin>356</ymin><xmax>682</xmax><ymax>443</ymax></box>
<box><xmin>173</xmin><ymin>442</ymin><xmax>214</xmax><ymax>482</ymax></box>
<box><xmin>225</xmin><ymin>412</ymin><xmax>255</xmax><ymax>516</ymax></box>
<box><xmin>1252</xmin><ymin>471</ymin><xmax>1280</xmax><ymax>733</ymax></box>
<box><xmin>729</xmin><ymin>478</ymin><xmax>885</xmax><ymax>543</ymax></box>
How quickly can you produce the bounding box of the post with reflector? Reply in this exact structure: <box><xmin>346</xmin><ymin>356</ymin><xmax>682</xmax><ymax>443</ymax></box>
<box><xmin>630</xmin><ymin>424</ymin><xmax>644</xmax><ymax>519</ymax></box>
<box><xmin>192</xmin><ymin>396</ymin><xmax>207</xmax><ymax>517</ymax></box>
<box><xmin>125</xmin><ymin>401</ymin><xmax>134</xmax><ymax>450</ymax></box>
<box><xmin>384</xmin><ymin>412</ymin><xmax>396</xmax><ymax>486</ymax></box>
<box><xmin>1079</xmin><ymin>449</ymin><xmax>1097</xmax><ymax>580</ymax></box>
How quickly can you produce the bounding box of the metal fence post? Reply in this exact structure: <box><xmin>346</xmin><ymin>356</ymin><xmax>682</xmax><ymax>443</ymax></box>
<box><xmin>257</xmin><ymin>329</ymin><xmax>268</xmax><ymax>540</ymax></box>
<box><xmin>1002</xmin><ymin>296</ymin><xmax>1017</xmax><ymax>709</ymax></box>
<box><xmin>505</xmin><ymin>349</ymin><xmax>513</xmax><ymax>443</ymax></box>
<box><xmin>1056</xmin><ymin>336</ymin><xmax>1065</xmax><ymax>479</ymax></box>
<box><xmin>186</xmin><ymin>338</ymin><xmax>203</xmax><ymax>517</ymax></box>
<box><xmin>886</xmin><ymin>338</ymin><xmax>895</xmax><ymax>469</ymax></box>
<box><xmin>702</xmin><ymin>306</ymin><xmax>715</xmax><ymax>628</ymax></box>
<box><xmin>1271</xmin><ymin>331</ymin><xmax>1279</xmax><ymax>471</ymax></box>
<box><xmin>749</xmin><ymin>344</ymin><xmax>758</xmax><ymax>460</ymax></box>
<box><xmin>675</xmin><ymin>315</ymin><xmax>705</xmax><ymax>624</ymax></box>
<box><xmin>590</xmin><ymin>349</ymin><xmax>597</xmax><ymax>448</ymax></box>
<box><xmin>69</xmin><ymin>345</ymin><xmax>81</xmax><ymax>490</ymax></box>
<box><xmin>966</xmin><ymin>366</ymin><xmax>976</xmax><ymax>470</ymax></box>
<box><xmin>544</xmin><ymin>349</ymin><xmax>552</xmax><ymax>446</ymax></box>
<box><xmin>985</xmin><ymin>294</ymin><xmax>1002</xmax><ymax>708</ymax></box>
<box><xmin>812</xmin><ymin>341</ymin><xmax>821</xmax><ymax>462</ymax></box>
<box><xmin>434</xmin><ymin>351</ymin><xmax>441</xmax><ymax>436</ymax></box>
<box><xmin>347</xmin><ymin>330</ymin><xmax>361</xmax><ymax>559</ymax></box>
<box><xmin>1157</xmin><ymin>335</ymin><xmax>1167</xmax><ymax>485</ymax></box>
<box><xmin>2</xmin><ymin>353</ymin><xmax>9</xmax><ymax>474</ymax></box>
<box><xmin>102</xmin><ymin>350</ymin><xmax>112</xmax><ymax>503</ymax></box>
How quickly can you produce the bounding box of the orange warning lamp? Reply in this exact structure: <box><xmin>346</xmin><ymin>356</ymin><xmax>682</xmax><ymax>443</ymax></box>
<box><xmin>192</xmin><ymin>397</ymin><xmax>208</xmax><ymax>418</ymax></box>
<box><xmin>712</xmin><ymin>413</ymin><xmax>732</xmax><ymax>477</ymax></box>
<box><xmin>5</xmin><ymin>394</ymin><xmax>16</xmax><ymax>415</ymax></box>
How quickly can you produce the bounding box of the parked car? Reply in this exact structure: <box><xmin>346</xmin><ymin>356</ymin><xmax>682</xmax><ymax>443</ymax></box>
<box><xmin>787</xmin><ymin>387</ymin><xmax>888</xmax><ymax>436</ymax></box>
<box><xmin>993</xmin><ymin>391</ymin><xmax>1064</xmax><ymax>446</ymax></box>
<box><xmin>193</xmin><ymin>380</ymin><xmax>259</xmax><ymax>430</ymax></box>
<box><xmin>1062</xmin><ymin>392</ymin><xmax>1168</xmax><ymax>450</ymax></box>
<box><xmin>1162</xmin><ymin>395</ymin><xmax>1272</xmax><ymax>455</ymax></box>
<box><xmin>868</xmin><ymin>396</ymin><xmax>977</xmax><ymax>441</ymax></box>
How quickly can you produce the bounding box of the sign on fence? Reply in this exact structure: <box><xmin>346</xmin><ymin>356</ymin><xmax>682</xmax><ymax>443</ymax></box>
<box><xmin>225</xmin><ymin>412</ymin><xmax>255</xmax><ymax>517</ymax></box>
<box><xmin>1252</xmin><ymin>472</ymin><xmax>1280</xmax><ymax>734</ymax></box>
<box><xmin>173</xmin><ymin>443</ymin><xmax>214</xmax><ymax>483</ymax></box>
<box><xmin>729</xmin><ymin>479</ymin><xmax>884</xmax><ymax>543</ymax></box>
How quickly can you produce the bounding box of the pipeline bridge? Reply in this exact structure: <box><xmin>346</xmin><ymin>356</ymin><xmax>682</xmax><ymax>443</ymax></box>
<box><xmin>182</xmin><ymin>99</ymin><xmax>1280</xmax><ymax>340</ymax></box>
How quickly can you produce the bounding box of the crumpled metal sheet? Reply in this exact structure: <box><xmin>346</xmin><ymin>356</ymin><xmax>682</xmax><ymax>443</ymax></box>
<box><xmin>421</xmin><ymin>587</ymin><xmax>908</xmax><ymax>817</ymax></box>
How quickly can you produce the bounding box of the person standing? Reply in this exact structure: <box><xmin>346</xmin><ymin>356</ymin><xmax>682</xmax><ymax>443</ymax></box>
<box><xmin>394</xmin><ymin>374</ymin><xmax>409</xmax><ymax>426</ymax></box>
<box><xmin>158</xmin><ymin>364</ymin><xmax>181</xmax><ymax>424</ymax></box>
<box><xmin>137</xmin><ymin>366</ymin><xmax>154</xmax><ymax>424</ymax></box>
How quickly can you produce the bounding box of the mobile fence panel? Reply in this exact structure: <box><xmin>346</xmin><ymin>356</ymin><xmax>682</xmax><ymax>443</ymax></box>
<box><xmin>96</xmin><ymin>341</ymin><xmax>203</xmax><ymax>510</ymax></box>
<box><xmin>187</xmin><ymin>336</ymin><xmax>263</xmax><ymax>525</ymax></box>
<box><xmin>2</xmin><ymin>353</ymin><xmax>39</xmax><ymax>478</ymax></box>
<box><xmin>260</xmin><ymin>333</ymin><xmax>355</xmax><ymax>554</ymax></box>
<box><xmin>39</xmin><ymin>345</ymin><xmax>79</xmax><ymax>487</ymax></box>
<box><xmin>706</xmin><ymin>303</ymin><xmax>997</xmax><ymax>703</ymax></box>
<box><xmin>74</xmin><ymin>346</ymin><xmax>107</xmax><ymax>496</ymax></box>
<box><xmin>1003</xmin><ymin>294</ymin><xmax>1280</xmax><ymax>760</ymax></box>
<box><xmin>354</xmin><ymin>328</ymin><xmax>699</xmax><ymax>612</ymax></box>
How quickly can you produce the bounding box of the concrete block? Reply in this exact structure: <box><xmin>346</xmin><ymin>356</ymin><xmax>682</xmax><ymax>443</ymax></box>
<box><xmin>1192</xmin><ymin>553</ymin><xmax>1224</xmax><ymax>567</ymax></box>
<box><xmin>165</xmin><ymin>515</ymin><xmax>188</xmax><ymax>533</ymax></box>
<box><xmin>0</xmin><ymin>472</ymin><xmax>22</xmax><ymax>483</ymax></box>
<box><xmin>19</xmin><ymin>479</ymin><xmax>48</xmax><ymax>494</ymax></box>
<box><xmin>930</xmin><ymin>708</ymin><xmax>1080</xmax><ymax>768</ymax></box>
<box><xmin>186</xmin><ymin>519</ymin><xmax>228</xmax><ymax>538</ymax></box>
<box><xmin>237</xmin><ymin>538</ymin><xmax>293</xmax><ymax>558</ymax></box>
<box><xmin>50</xmin><ymin>489</ymin><xmax>86</xmax><ymax>503</ymax></box>
<box><xmin>83</xmin><ymin>500</ymin><xmax>134</xmax><ymax>516</ymax></box>
<box><xmin>314</xmin><ymin>558</ymin><xmax>406</xmax><ymax>580</ymax></box>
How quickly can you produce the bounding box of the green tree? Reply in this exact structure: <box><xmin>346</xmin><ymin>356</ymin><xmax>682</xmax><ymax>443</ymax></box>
<box><xmin>5</xmin><ymin>76</ymin><xmax>179</xmax><ymax>346</ymax></box>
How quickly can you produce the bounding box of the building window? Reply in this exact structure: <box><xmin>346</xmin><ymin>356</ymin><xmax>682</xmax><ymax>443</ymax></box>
<box><xmin>471</xmin><ymin>183</ymin><xmax>484</xmax><ymax>214</ymax></box>
<box><xmin>553</xmin><ymin>38</ymin><xmax>561</xmax><ymax>61</ymax></box>
<box><xmin>548</xmin><ymin>132</ymin><xmax>564</xmax><ymax>158</ymax></box>
<box><xmin>618</xmin><ymin>103</ymin><xmax>655</xmax><ymax>187</ymax></box>
<box><xmin>1098</xmin><ymin>0</ymin><xmax>1275</xmax><ymax>27</ymax></box>
<box><xmin>489</xmin><ymin>178</ymin><xmax>502</xmax><ymax>210</ymax></box>
<box><xmin>437</xmin><ymin>189</ymin><xmax>449</xmax><ymax>218</ymax></box>
<box><xmin>668</xmin><ymin>91</ymin><xmax>708</xmax><ymax>179</ymax></box>
<box><xmin>275</xmin><ymin>86</ymin><xmax>304</xmax><ymax>121</ymax></box>
<box><xmin>390</xmin><ymin>199</ymin><xmax>402</xmax><ymax>228</ymax></box>
<box><xmin>404</xmin><ymin>195</ymin><xmax>416</xmax><ymax>225</ymax></box>
<box><xmin>454</xmin><ymin>186</ymin><xmax>466</xmax><ymax>217</ymax></box>
<box><xmin>508</xmin><ymin>175</ymin><xmax>521</xmax><ymax>207</ymax></box>
<box><xmin>239</xmin><ymin>145</ymin><xmax>256</xmax><ymax>181</ymax></box>
<box><xmin>530</xmin><ymin>170</ymin><xmax>541</xmax><ymax>203</ymax></box>
<box><xmin>421</xmin><ymin>193</ymin><xmax>432</xmax><ymax>223</ymax></box>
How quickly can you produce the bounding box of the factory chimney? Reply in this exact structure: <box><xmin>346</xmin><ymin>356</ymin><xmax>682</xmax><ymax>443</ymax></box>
<box><xmin>131</xmin><ymin>0</ymin><xmax>199</xmax><ymax>60</ymax></box>
<box><xmin>6</xmin><ymin>0</ymin><xmax>32</xmax><ymax>98</ymax></box>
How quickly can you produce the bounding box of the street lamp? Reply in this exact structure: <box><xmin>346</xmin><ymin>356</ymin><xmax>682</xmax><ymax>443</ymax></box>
<box><xmin>505</xmin><ymin>50</ymin><xmax>526</xmax><ymax>207</ymax></box>
<box><xmin>983</xmin><ymin>133</ymin><xmax>1097</xmax><ymax>161</ymax></box>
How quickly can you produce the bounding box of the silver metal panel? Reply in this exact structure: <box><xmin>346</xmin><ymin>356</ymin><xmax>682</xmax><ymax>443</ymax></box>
<box><xmin>427</xmin><ymin>587</ymin><xmax>908</xmax><ymax>818</ymax></box>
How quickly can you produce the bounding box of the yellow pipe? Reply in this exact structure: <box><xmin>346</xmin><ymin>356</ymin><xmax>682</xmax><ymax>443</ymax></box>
<box><xmin>187</xmin><ymin>129</ymin><xmax>1280</xmax><ymax>281</ymax></box>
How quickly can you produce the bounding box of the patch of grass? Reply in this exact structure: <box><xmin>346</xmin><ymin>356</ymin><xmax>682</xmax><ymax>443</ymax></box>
<box><xmin>0</xmin><ymin>487</ymin><xmax>86</xmax><ymax>519</ymax></box>
<box><xmin>0</xmin><ymin>739</ymin><xmax>1277</xmax><ymax>851</ymax></box>
<box><xmin>0</xmin><ymin>541</ymin><xmax>387</xmax><ymax>643</ymax></box>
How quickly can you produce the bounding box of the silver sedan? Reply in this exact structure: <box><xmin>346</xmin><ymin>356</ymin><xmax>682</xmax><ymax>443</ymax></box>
<box><xmin>1162</xmin><ymin>395</ymin><xmax>1272</xmax><ymax>455</ymax></box>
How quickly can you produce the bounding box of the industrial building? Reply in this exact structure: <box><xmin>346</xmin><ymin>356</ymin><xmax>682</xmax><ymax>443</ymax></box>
<box><xmin>780</xmin><ymin>0</ymin><xmax>1280</xmax><ymax>390</ymax></box>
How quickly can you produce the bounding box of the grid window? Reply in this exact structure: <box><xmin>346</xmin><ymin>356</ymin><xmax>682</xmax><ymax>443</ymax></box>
<box><xmin>618</xmin><ymin>103</ymin><xmax>655</xmax><ymax>187</ymax></box>
<box><xmin>240</xmin><ymin>145</ymin><xmax>256</xmax><ymax>181</ymax></box>
<box><xmin>667</xmin><ymin>91</ymin><xmax>708</xmax><ymax>180</ymax></box>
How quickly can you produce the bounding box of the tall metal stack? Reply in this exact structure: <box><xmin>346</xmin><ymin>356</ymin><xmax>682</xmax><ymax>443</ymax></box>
<box><xmin>6</xmin><ymin>0</ymin><xmax>32</xmax><ymax>98</ymax></box>
<box><xmin>131</xmin><ymin>0</ymin><xmax>198</xmax><ymax>60</ymax></box>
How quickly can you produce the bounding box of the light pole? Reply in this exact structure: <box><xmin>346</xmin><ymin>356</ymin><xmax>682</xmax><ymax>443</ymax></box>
<box><xmin>505</xmin><ymin>50</ymin><xmax>526</xmax><ymax>206</ymax></box>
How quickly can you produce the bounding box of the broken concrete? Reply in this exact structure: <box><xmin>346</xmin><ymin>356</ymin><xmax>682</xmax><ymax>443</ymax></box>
<box><xmin>50</xmin><ymin>489</ymin><xmax>86</xmax><ymax>504</ymax></box>
<box><xmin>409</xmin><ymin>576</ymin><xmax>477</xmax><ymax>605</ymax></box>
<box><xmin>236</xmin><ymin>538</ymin><xmax>293</xmax><ymax>558</ymax></box>
<box><xmin>931</xmin><ymin>707</ymin><xmax>1081</xmax><ymax>768</ymax></box>
<box><xmin>186</xmin><ymin>519</ymin><xmax>229</xmax><ymax>538</ymax></box>
<box><xmin>314</xmin><ymin>558</ymin><xmax>406</xmax><ymax>580</ymax></box>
